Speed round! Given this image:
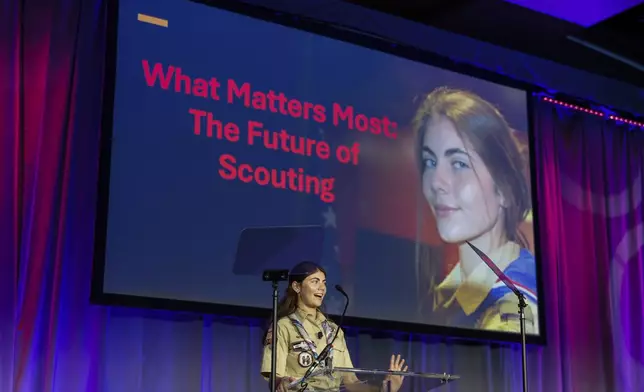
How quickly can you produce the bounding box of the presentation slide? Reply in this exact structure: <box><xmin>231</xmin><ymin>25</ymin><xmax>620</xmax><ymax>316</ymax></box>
<box><xmin>98</xmin><ymin>0</ymin><xmax>541</xmax><ymax>337</ymax></box>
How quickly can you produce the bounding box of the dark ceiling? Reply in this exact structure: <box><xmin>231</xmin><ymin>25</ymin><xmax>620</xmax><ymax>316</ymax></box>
<box><xmin>343</xmin><ymin>0</ymin><xmax>644</xmax><ymax>88</ymax></box>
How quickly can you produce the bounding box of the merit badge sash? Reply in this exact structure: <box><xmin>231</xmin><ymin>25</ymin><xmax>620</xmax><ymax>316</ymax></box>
<box><xmin>288</xmin><ymin>313</ymin><xmax>335</xmax><ymax>363</ymax></box>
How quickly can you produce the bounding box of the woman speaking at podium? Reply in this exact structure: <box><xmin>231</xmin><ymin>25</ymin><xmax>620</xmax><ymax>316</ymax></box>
<box><xmin>260</xmin><ymin>261</ymin><xmax>407</xmax><ymax>391</ymax></box>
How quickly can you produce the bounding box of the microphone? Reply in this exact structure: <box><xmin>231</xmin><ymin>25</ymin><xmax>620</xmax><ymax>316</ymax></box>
<box><xmin>295</xmin><ymin>285</ymin><xmax>349</xmax><ymax>390</ymax></box>
<box><xmin>465</xmin><ymin>242</ymin><xmax>523</xmax><ymax>299</ymax></box>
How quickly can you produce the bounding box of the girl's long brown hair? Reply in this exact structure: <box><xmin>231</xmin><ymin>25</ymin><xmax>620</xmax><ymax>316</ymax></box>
<box><xmin>262</xmin><ymin>262</ymin><xmax>327</xmax><ymax>344</ymax></box>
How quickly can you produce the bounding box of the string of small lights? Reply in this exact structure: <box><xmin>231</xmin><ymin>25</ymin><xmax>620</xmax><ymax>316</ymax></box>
<box><xmin>541</xmin><ymin>96</ymin><xmax>644</xmax><ymax>129</ymax></box>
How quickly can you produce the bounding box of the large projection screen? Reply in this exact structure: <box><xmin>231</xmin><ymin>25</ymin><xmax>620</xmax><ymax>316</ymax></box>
<box><xmin>93</xmin><ymin>0</ymin><xmax>546</xmax><ymax>343</ymax></box>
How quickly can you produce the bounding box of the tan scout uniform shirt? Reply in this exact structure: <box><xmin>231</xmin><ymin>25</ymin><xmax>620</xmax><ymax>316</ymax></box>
<box><xmin>434</xmin><ymin>241</ymin><xmax>539</xmax><ymax>333</ymax></box>
<box><xmin>261</xmin><ymin>308</ymin><xmax>358</xmax><ymax>390</ymax></box>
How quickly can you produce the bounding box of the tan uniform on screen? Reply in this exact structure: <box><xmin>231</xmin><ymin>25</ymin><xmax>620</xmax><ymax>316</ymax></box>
<box><xmin>261</xmin><ymin>308</ymin><xmax>358</xmax><ymax>390</ymax></box>
<box><xmin>433</xmin><ymin>241</ymin><xmax>539</xmax><ymax>334</ymax></box>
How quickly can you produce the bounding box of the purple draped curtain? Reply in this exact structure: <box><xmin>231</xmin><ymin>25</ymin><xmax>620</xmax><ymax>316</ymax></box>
<box><xmin>533</xmin><ymin>100</ymin><xmax>644</xmax><ymax>391</ymax></box>
<box><xmin>1</xmin><ymin>1</ymin><xmax>643</xmax><ymax>391</ymax></box>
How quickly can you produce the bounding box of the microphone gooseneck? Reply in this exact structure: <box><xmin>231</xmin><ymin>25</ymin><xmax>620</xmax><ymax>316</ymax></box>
<box><xmin>315</xmin><ymin>285</ymin><xmax>349</xmax><ymax>362</ymax></box>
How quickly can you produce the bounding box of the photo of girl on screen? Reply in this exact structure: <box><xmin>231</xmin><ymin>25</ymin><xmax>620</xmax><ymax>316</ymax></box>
<box><xmin>413</xmin><ymin>87</ymin><xmax>539</xmax><ymax>334</ymax></box>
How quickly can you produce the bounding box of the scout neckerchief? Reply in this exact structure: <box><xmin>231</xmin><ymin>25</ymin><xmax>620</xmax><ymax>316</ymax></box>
<box><xmin>288</xmin><ymin>312</ymin><xmax>335</xmax><ymax>361</ymax></box>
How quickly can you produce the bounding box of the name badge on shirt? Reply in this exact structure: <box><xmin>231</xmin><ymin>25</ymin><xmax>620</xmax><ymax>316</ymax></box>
<box><xmin>291</xmin><ymin>341</ymin><xmax>308</xmax><ymax>352</ymax></box>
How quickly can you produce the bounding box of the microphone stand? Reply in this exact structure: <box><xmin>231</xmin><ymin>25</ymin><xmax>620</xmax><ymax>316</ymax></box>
<box><xmin>518</xmin><ymin>294</ymin><xmax>528</xmax><ymax>392</ymax></box>
<box><xmin>263</xmin><ymin>269</ymin><xmax>289</xmax><ymax>392</ymax></box>
<box><xmin>465</xmin><ymin>242</ymin><xmax>529</xmax><ymax>392</ymax></box>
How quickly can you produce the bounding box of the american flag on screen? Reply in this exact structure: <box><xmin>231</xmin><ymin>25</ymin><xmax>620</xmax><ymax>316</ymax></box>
<box><xmin>316</xmin><ymin>127</ymin><xmax>345</xmax><ymax>316</ymax></box>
